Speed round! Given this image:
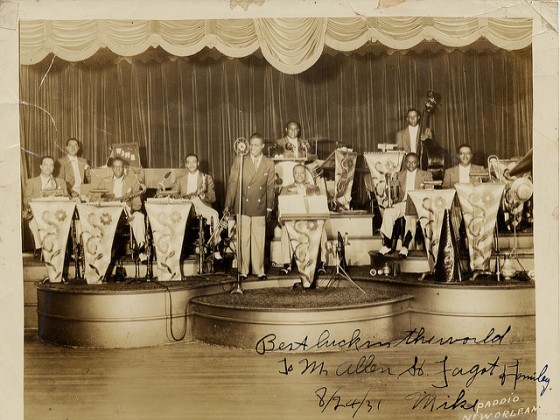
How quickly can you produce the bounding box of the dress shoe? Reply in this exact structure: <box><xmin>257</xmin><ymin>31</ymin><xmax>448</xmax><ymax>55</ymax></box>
<box><xmin>239</xmin><ymin>274</ymin><xmax>248</xmax><ymax>281</ymax></box>
<box><xmin>317</xmin><ymin>261</ymin><xmax>326</xmax><ymax>274</ymax></box>
<box><xmin>279</xmin><ymin>264</ymin><xmax>292</xmax><ymax>275</ymax></box>
<box><xmin>139</xmin><ymin>252</ymin><xmax>148</xmax><ymax>264</ymax></box>
<box><xmin>377</xmin><ymin>245</ymin><xmax>392</xmax><ymax>256</ymax></box>
<box><xmin>398</xmin><ymin>247</ymin><xmax>409</xmax><ymax>258</ymax></box>
<box><xmin>257</xmin><ymin>274</ymin><xmax>267</xmax><ymax>281</ymax></box>
<box><xmin>213</xmin><ymin>251</ymin><xmax>223</xmax><ymax>260</ymax></box>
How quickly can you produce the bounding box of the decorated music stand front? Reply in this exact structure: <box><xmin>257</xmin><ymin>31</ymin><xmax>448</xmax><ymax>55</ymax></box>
<box><xmin>278</xmin><ymin>195</ymin><xmax>329</xmax><ymax>288</ymax></box>
<box><xmin>77</xmin><ymin>202</ymin><xmax>124</xmax><ymax>284</ymax></box>
<box><xmin>30</xmin><ymin>198</ymin><xmax>76</xmax><ymax>283</ymax></box>
<box><xmin>146</xmin><ymin>198</ymin><xmax>192</xmax><ymax>281</ymax></box>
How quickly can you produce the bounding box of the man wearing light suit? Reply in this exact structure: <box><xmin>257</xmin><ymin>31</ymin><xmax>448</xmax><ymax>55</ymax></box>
<box><xmin>91</xmin><ymin>157</ymin><xmax>147</xmax><ymax>261</ymax></box>
<box><xmin>172</xmin><ymin>153</ymin><xmax>221</xmax><ymax>255</ymax></box>
<box><xmin>275</xmin><ymin>121</ymin><xmax>311</xmax><ymax>160</ymax></box>
<box><xmin>395</xmin><ymin>108</ymin><xmax>433</xmax><ymax>154</ymax></box>
<box><xmin>57</xmin><ymin>138</ymin><xmax>91</xmax><ymax>197</ymax></box>
<box><xmin>442</xmin><ymin>144</ymin><xmax>486</xmax><ymax>188</ymax></box>
<box><xmin>23</xmin><ymin>156</ymin><xmax>69</xmax><ymax>255</ymax></box>
<box><xmin>224</xmin><ymin>133</ymin><xmax>276</xmax><ymax>280</ymax></box>
<box><xmin>377</xmin><ymin>153</ymin><xmax>433</xmax><ymax>258</ymax></box>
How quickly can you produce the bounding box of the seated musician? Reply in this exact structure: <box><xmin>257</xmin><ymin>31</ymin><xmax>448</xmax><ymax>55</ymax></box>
<box><xmin>279</xmin><ymin>164</ymin><xmax>328</xmax><ymax>279</ymax></box>
<box><xmin>275</xmin><ymin>121</ymin><xmax>311</xmax><ymax>159</ymax></box>
<box><xmin>90</xmin><ymin>157</ymin><xmax>147</xmax><ymax>261</ymax></box>
<box><xmin>442</xmin><ymin>144</ymin><xmax>485</xmax><ymax>188</ymax></box>
<box><xmin>171</xmin><ymin>153</ymin><xmax>221</xmax><ymax>259</ymax></box>
<box><xmin>442</xmin><ymin>144</ymin><xmax>485</xmax><ymax>249</ymax></box>
<box><xmin>56</xmin><ymin>137</ymin><xmax>91</xmax><ymax>198</ymax></box>
<box><xmin>395</xmin><ymin>108</ymin><xmax>433</xmax><ymax>154</ymax></box>
<box><xmin>377</xmin><ymin>153</ymin><xmax>432</xmax><ymax>258</ymax></box>
<box><xmin>23</xmin><ymin>155</ymin><xmax>69</xmax><ymax>257</ymax></box>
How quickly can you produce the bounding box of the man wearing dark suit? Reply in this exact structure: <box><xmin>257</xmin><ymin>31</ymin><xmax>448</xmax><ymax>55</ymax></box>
<box><xmin>57</xmin><ymin>137</ymin><xmax>91</xmax><ymax>197</ymax></box>
<box><xmin>442</xmin><ymin>144</ymin><xmax>486</xmax><ymax>188</ymax></box>
<box><xmin>90</xmin><ymin>157</ymin><xmax>147</xmax><ymax>261</ymax></box>
<box><xmin>278</xmin><ymin>164</ymin><xmax>328</xmax><ymax>277</ymax></box>
<box><xmin>395</xmin><ymin>108</ymin><xmax>433</xmax><ymax>154</ymax></box>
<box><xmin>172</xmin><ymin>153</ymin><xmax>221</xmax><ymax>255</ymax></box>
<box><xmin>224</xmin><ymin>133</ymin><xmax>276</xmax><ymax>280</ymax></box>
<box><xmin>23</xmin><ymin>156</ymin><xmax>69</xmax><ymax>254</ymax></box>
<box><xmin>274</xmin><ymin>121</ymin><xmax>311</xmax><ymax>160</ymax></box>
<box><xmin>377</xmin><ymin>153</ymin><xmax>433</xmax><ymax>258</ymax></box>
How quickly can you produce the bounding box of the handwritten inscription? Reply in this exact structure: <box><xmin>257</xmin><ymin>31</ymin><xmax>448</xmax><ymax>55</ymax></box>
<box><xmin>255</xmin><ymin>326</ymin><xmax>511</xmax><ymax>355</ymax></box>
<box><xmin>256</xmin><ymin>326</ymin><xmax>549</xmax><ymax>417</ymax></box>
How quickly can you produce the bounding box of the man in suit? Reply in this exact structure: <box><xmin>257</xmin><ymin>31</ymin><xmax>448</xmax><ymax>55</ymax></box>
<box><xmin>57</xmin><ymin>137</ymin><xmax>91</xmax><ymax>197</ymax></box>
<box><xmin>23</xmin><ymin>156</ymin><xmax>69</xmax><ymax>255</ymax></box>
<box><xmin>442</xmin><ymin>144</ymin><xmax>486</xmax><ymax>188</ymax></box>
<box><xmin>377</xmin><ymin>153</ymin><xmax>433</xmax><ymax>258</ymax></box>
<box><xmin>275</xmin><ymin>121</ymin><xmax>311</xmax><ymax>160</ymax></box>
<box><xmin>224</xmin><ymin>133</ymin><xmax>276</xmax><ymax>280</ymax></box>
<box><xmin>395</xmin><ymin>108</ymin><xmax>433</xmax><ymax>154</ymax></box>
<box><xmin>91</xmin><ymin>157</ymin><xmax>147</xmax><ymax>261</ymax></box>
<box><xmin>172</xmin><ymin>153</ymin><xmax>221</xmax><ymax>257</ymax></box>
<box><xmin>278</xmin><ymin>164</ymin><xmax>328</xmax><ymax>278</ymax></box>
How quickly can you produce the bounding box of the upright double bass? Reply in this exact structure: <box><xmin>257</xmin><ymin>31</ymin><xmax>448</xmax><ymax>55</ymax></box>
<box><xmin>418</xmin><ymin>91</ymin><xmax>446</xmax><ymax>180</ymax></box>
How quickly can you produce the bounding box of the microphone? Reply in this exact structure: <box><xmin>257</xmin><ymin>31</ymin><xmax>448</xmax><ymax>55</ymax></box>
<box><xmin>234</xmin><ymin>137</ymin><xmax>249</xmax><ymax>156</ymax></box>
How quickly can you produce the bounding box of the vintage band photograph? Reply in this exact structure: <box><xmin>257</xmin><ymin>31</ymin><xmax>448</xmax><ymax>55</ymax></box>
<box><xmin>0</xmin><ymin>0</ymin><xmax>557</xmax><ymax>419</ymax></box>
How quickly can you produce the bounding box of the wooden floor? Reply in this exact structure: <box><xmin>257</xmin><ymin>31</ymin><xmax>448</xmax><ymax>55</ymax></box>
<box><xmin>24</xmin><ymin>332</ymin><xmax>538</xmax><ymax>420</ymax></box>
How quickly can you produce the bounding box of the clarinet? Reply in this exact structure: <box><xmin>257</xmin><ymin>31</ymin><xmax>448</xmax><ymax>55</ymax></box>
<box><xmin>72</xmin><ymin>210</ymin><xmax>82</xmax><ymax>280</ymax></box>
<box><xmin>145</xmin><ymin>215</ymin><xmax>153</xmax><ymax>280</ymax></box>
<box><xmin>198</xmin><ymin>215</ymin><xmax>205</xmax><ymax>275</ymax></box>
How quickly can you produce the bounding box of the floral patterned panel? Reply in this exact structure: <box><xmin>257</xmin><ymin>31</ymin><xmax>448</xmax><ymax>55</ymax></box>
<box><xmin>408</xmin><ymin>189</ymin><xmax>456</xmax><ymax>272</ymax></box>
<box><xmin>284</xmin><ymin>219</ymin><xmax>325</xmax><ymax>288</ymax></box>
<box><xmin>146</xmin><ymin>201</ymin><xmax>192</xmax><ymax>281</ymax></box>
<box><xmin>455</xmin><ymin>183</ymin><xmax>505</xmax><ymax>271</ymax></box>
<box><xmin>77</xmin><ymin>203</ymin><xmax>123</xmax><ymax>284</ymax></box>
<box><xmin>334</xmin><ymin>149</ymin><xmax>357</xmax><ymax>211</ymax></box>
<box><xmin>363</xmin><ymin>151</ymin><xmax>406</xmax><ymax>210</ymax></box>
<box><xmin>30</xmin><ymin>199</ymin><xmax>76</xmax><ymax>283</ymax></box>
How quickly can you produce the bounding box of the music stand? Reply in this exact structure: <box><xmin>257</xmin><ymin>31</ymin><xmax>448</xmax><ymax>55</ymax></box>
<box><xmin>327</xmin><ymin>232</ymin><xmax>366</xmax><ymax>294</ymax></box>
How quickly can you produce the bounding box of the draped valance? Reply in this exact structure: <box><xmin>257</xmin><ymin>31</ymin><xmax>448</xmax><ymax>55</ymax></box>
<box><xmin>19</xmin><ymin>17</ymin><xmax>532</xmax><ymax>73</ymax></box>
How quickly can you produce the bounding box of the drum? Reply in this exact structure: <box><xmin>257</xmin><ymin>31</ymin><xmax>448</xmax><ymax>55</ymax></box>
<box><xmin>274</xmin><ymin>161</ymin><xmax>315</xmax><ymax>187</ymax></box>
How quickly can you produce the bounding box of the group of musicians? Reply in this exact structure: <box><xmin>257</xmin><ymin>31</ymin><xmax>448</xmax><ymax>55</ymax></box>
<box><xmin>23</xmin><ymin>111</ymin><xmax>499</xmax><ymax>287</ymax></box>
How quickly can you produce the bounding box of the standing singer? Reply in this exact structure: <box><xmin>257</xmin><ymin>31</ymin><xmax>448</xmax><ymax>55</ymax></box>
<box><xmin>224</xmin><ymin>133</ymin><xmax>276</xmax><ymax>280</ymax></box>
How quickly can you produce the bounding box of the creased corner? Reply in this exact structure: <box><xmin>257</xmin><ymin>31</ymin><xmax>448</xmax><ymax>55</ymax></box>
<box><xmin>0</xmin><ymin>1</ymin><xmax>18</xmax><ymax>31</ymax></box>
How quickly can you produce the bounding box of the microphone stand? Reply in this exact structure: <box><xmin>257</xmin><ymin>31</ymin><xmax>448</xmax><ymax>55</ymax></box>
<box><xmin>231</xmin><ymin>138</ymin><xmax>248</xmax><ymax>295</ymax></box>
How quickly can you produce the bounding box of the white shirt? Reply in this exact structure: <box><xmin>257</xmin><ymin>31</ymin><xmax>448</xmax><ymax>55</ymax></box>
<box><xmin>405</xmin><ymin>169</ymin><xmax>417</xmax><ymax>197</ymax></box>
<box><xmin>113</xmin><ymin>176</ymin><xmax>124</xmax><ymax>198</ymax></box>
<box><xmin>68</xmin><ymin>155</ymin><xmax>82</xmax><ymax>191</ymax></box>
<box><xmin>459</xmin><ymin>164</ymin><xmax>471</xmax><ymax>183</ymax></box>
<box><xmin>252</xmin><ymin>155</ymin><xmax>261</xmax><ymax>169</ymax></box>
<box><xmin>186</xmin><ymin>171</ymin><xmax>199</xmax><ymax>195</ymax></box>
<box><xmin>408</xmin><ymin>126</ymin><xmax>419</xmax><ymax>153</ymax></box>
<box><xmin>41</xmin><ymin>174</ymin><xmax>54</xmax><ymax>190</ymax></box>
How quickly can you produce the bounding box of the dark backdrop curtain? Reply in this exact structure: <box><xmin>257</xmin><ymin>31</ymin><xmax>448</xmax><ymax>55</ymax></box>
<box><xmin>20</xmin><ymin>43</ymin><xmax>532</xmax><ymax>209</ymax></box>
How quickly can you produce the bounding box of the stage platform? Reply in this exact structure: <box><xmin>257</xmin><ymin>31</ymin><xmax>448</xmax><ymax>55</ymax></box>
<box><xmin>30</xmin><ymin>264</ymin><xmax>535</xmax><ymax>349</ymax></box>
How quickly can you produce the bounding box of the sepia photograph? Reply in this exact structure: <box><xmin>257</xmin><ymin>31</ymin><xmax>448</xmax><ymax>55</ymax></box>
<box><xmin>0</xmin><ymin>0</ymin><xmax>558</xmax><ymax>419</ymax></box>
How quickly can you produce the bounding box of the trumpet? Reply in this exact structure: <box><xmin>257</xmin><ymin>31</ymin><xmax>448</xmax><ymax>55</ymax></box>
<box><xmin>205</xmin><ymin>213</ymin><xmax>229</xmax><ymax>248</ymax></box>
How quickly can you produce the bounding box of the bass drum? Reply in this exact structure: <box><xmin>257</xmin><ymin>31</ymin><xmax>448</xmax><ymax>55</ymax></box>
<box><xmin>274</xmin><ymin>161</ymin><xmax>315</xmax><ymax>187</ymax></box>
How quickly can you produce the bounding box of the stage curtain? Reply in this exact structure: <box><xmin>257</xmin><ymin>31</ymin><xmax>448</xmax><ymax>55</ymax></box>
<box><xmin>19</xmin><ymin>44</ymin><xmax>532</xmax><ymax>211</ymax></box>
<box><xmin>19</xmin><ymin>18</ymin><xmax>532</xmax><ymax>71</ymax></box>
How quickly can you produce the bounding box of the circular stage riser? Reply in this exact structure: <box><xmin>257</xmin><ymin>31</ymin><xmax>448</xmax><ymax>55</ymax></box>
<box><xmin>35</xmin><ymin>280</ymin><xmax>535</xmax><ymax>349</ymax></box>
<box><xmin>191</xmin><ymin>298</ymin><xmax>413</xmax><ymax>351</ymax></box>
